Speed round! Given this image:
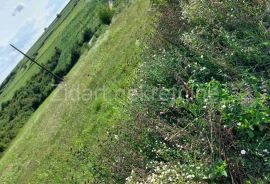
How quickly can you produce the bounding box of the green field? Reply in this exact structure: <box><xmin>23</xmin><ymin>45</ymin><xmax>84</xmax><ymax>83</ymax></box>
<box><xmin>0</xmin><ymin>0</ymin><xmax>95</xmax><ymax>105</ymax></box>
<box><xmin>0</xmin><ymin>0</ymin><xmax>150</xmax><ymax>183</ymax></box>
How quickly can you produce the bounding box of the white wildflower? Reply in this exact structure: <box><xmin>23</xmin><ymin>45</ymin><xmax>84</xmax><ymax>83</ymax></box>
<box><xmin>160</xmin><ymin>112</ymin><xmax>165</xmax><ymax>115</ymax></box>
<box><xmin>186</xmin><ymin>174</ymin><xmax>195</xmax><ymax>179</ymax></box>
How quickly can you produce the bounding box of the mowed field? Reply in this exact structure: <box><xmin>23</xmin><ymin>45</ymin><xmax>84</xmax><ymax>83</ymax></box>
<box><xmin>0</xmin><ymin>0</ymin><xmax>98</xmax><ymax>105</ymax></box>
<box><xmin>0</xmin><ymin>0</ymin><xmax>150</xmax><ymax>183</ymax></box>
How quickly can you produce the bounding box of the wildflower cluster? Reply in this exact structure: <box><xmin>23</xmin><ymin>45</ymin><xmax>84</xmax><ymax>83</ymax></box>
<box><xmin>126</xmin><ymin>162</ymin><xmax>188</xmax><ymax>184</ymax></box>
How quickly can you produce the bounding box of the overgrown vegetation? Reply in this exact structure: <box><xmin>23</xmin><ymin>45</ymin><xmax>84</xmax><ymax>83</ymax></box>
<box><xmin>93</xmin><ymin>0</ymin><xmax>270</xmax><ymax>183</ymax></box>
<box><xmin>97</xmin><ymin>4</ymin><xmax>114</xmax><ymax>25</ymax></box>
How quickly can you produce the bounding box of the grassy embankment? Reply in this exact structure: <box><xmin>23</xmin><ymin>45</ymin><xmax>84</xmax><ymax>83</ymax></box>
<box><xmin>95</xmin><ymin>1</ymin><xmax>270</xmax><ymax>183</ymax></box>
<box><xmin>0</xmin><ymin>0</ymin><xmax>150</xmax><ymax>183</ymax></box>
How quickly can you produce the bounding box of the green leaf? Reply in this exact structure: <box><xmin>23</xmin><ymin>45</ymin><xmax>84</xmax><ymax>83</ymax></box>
<box><xmin>221</xmin><ymin>170</ymin><xmax>228</xmax><ymax>177</ymax></box>
<box><xmin>247</xmin><ymin>130</ymin><xmax>254</xmax><ymax>138</ymax></box>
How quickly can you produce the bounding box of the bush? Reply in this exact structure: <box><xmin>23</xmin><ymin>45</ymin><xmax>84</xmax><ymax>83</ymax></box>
<box><xmin>1</xmin><ymin>101</ymin><xmax>10</xmax><ymax>110</ymax></box>
<box><xmin>55</xmin><ymin>41</ymin><xmax>82</xmax><ymax>79</ymax></box>
<box><xmin>82</xmin><ymin>28</ymin><xmax>93</xmax><ymax>43</ymax></box>
<box><xmin>0</xmin><ymin>142</ymin><xmax>6</xmax><ymax>153</ymax></box>
<box><xmin>97</xmin><ymin>5</ymin><xmax>113</xmax><ymax>25</ymax></box>
<box><xmin>70</xmin><ymin>43</ymin><xmax>81</xmax><ymax>67</ymax></box>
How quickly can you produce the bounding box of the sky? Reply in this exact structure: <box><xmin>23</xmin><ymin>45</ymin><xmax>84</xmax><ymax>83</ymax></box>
<box><xmin>0</xmin><ymin>0</ymin><xmax>69</xmax><ymax>84</ymax></box>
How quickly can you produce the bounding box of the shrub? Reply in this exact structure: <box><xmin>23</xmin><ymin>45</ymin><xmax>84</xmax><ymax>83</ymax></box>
<box><xmin>1</xmin><ymin>101</ymin><xmax>10</xmax><ymax>110</ymax></box>
<box><xmin>0</xmin><ymin>142</ymin><xmax>6</xmax><ymax>153</ymax></box>
<box><xmin>97</xmin><ymin>5</ymin><xmax>113</xmax><ymax>25</ymax></box>
<box><xmin>82</xmin><ymin>28</ymin><xmax>93</xmax><ymax>43</ymax></box>
<box><xmin>71</xmin><ymin>43</ymin><xmax>81</xmax><ymax>66</ymax></box>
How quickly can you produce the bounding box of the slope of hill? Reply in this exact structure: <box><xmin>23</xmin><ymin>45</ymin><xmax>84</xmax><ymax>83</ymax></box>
<box><xmin>0</xmin><ymin>0</ymin><xmax>150</xmax><ymax>183</ymax></box>
<box><xmin>0</xmin><ymin>0</ymin><xmax>270</xmax><ymax>183</ymax></box>
<box><xmin>94</xmin><ymin>1</ymin><xmax>270</xmax><ymax>183</ymax></box>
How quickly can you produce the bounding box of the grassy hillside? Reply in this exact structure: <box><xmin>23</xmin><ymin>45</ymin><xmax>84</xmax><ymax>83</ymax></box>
<box><xmin>0</xmin><ymin>0</ymin><xmax>150</xmax><ymax>183</ymax></box>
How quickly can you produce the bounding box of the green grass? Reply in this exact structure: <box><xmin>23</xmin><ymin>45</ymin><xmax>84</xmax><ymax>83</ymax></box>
<box><xmin>0</xmin><ymin>0</ymin><xmax>150</xmax><ymax>183</ymax></box>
